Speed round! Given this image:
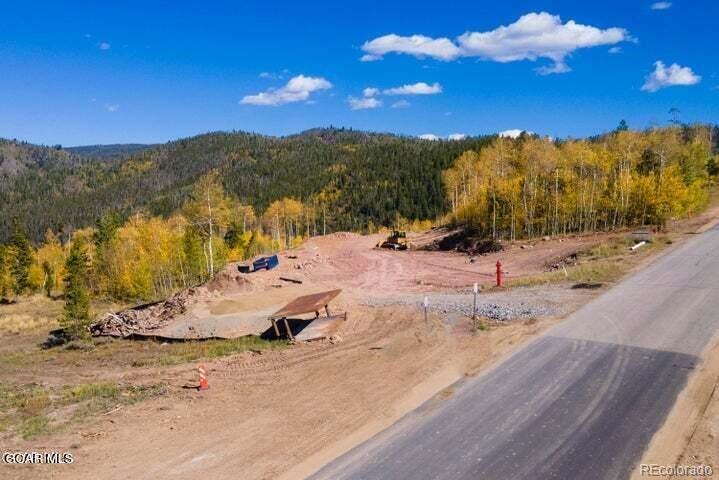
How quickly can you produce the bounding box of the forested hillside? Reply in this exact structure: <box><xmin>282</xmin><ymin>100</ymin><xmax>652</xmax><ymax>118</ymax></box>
<box><xmin>1</xmin><ymin>128</ymin><xmax>492</xmax><ymax>242</ymax></box>
<box><xmin>66</xmin><ymin>143</ymin><xmax>155</xmax><ymax>160</ymax></box>
<box><xmin>1</xmin><ymin>124</ymin><xmax>718</xmax><ymax>306</ymax></box>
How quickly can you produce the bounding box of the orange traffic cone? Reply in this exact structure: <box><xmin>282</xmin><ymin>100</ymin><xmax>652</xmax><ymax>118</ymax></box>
<box><xmin>198</xmin><ymin>365</ymin><xmax>209</xmax><ymax>391</ymax></box>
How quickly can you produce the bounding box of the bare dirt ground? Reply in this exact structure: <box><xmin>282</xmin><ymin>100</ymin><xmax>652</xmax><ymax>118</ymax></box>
<box><xmin>1</xmin><ymin>230</ymin><xmax>615</xmax><ymax>480</ymax></box>
<box><xmin>671</xmin><ymin>342</ymin><xmax>719</xmax><ymax>479</ymax></box>
<box><xmin>4</xmin><ymin>306</ymin><xmax>565</xmax><ymax>480</ymax></box>
<box><xmin>3</xmin><ymin>203</ymin><xmax>719</xmax><ymax>480</ymax></box>
<box><xmin>677</xmin><ymin>381</ymin><xmax>719</xmax><ymax>478</ymax></box>
<box><xmin>635</xmin><ymin>332</ymin><xmax>719</xmax><ymax>480</ymax></box>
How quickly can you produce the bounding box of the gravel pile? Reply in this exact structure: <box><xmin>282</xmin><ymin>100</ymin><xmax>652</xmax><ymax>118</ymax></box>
<box><xmin>362</xmin><ymin>295</ymin><xmax>556</xmax><ymax>322</ymax></box>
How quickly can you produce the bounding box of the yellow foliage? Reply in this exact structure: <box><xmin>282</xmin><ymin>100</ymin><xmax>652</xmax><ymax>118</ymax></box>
<box><xmin>443</xmin><ymin>127</ymin><xmax>711</xmax><ymax>238</ymax></box>
<box><xmin>35</xmin><ymin>230</ymin><xmax>66</xmax><ymax>295</ymax></box>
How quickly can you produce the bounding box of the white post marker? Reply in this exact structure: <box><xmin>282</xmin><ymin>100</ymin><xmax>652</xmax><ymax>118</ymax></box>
<box><xmin>473</xmin><ymin>282</ymin><xmax>478</xmax><ymax>320</ymax></box>
<box><xmin>423</xmin><ymin>296</ymin><xmax>429</xmax><ymax>324</ymax></box>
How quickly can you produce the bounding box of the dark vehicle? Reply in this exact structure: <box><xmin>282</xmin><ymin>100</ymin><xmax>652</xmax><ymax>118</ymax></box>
<box><xmin>252</xmin><ymin>254</ymin><xmax>280</xmax><ymax>271</ymax></box>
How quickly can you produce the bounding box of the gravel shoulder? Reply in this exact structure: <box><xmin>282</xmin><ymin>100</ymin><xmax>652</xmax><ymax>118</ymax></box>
<box><xmin>362</xmin><ymin>284</ymin><xmax>597</xmax><ymax>323</ymax></box>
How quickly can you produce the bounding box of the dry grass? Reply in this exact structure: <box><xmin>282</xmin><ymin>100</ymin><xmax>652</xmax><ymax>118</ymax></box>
<box><xmin>503</xmin><ymin>234</ymin><xmax>671</xmax><ymax>289</ymax></box>
<box><xmin>0</xmin><ymin>295</ymin><xmax>123</xmax><ymax>335</ymax></box>
<box><xmin>0</xmin><ymin>381</ymin><xmax>167</xmax><ymax>439</ymax></box>
<box><xmin>0</xmin><ymin>335</ymin><xmax>287</xmax><ymax>373</ymax></box>
<box><xmin>0</xmin><ymin>295</ymin><xmax>63</xmax><ymax>334</ymax></box>
<box><xmin>128</xmin><ymin>336</ymin><xmax>286</xmax><ymax>368</ymax></box>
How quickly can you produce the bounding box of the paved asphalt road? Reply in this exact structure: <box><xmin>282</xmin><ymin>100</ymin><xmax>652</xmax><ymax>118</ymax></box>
<box><xmin>310</xmin><ymin>225</ymin><xmax>719</xmax><ymax>480</ymax></box>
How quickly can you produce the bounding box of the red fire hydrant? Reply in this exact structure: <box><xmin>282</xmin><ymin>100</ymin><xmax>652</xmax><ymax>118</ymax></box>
<box><xmin>496</xmin><ymin>260</ymin><xmax>502</xmax><ymax>287</ymax></box>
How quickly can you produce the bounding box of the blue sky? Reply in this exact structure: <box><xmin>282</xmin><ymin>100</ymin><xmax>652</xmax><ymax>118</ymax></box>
<box><xmin>0</xmin><ymin>1</ymin><xmax>717</xmax><ymax>146</ymax></box>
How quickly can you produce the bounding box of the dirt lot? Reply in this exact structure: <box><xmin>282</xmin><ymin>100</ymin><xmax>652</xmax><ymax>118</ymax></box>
<box><xmin>3</xmin><ymin>306</ymin><xmax>576</xmax><ymax>480</ymax></box>
<box><xmin>2</xmin><ymin>206</ymin><xmax>718</xmax><ymax>479</ymax></box>
<box><xmin>678</xmin><ymin>384</ymin><xmax>719</xmax><ymax>478</ymax></box>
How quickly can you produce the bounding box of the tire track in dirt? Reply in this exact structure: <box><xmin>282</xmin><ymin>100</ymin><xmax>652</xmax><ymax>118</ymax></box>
<box><xmin>215</xmin><ymin>312</ymin><xmax>405</xmax><ymax>380</ymax></box>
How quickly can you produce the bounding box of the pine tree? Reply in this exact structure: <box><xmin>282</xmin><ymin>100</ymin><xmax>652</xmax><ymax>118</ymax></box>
<box><xmin>61</xmin><ymin>238</ymin><xmax>91</xmax><ymax>339</ymax></box>
<box><xmin>0</xmin><ymin>244</ymin><xmax>10</xmax><ymax>298</ymax></box>
<box><xmin>92</xmin><ymin>212</ymin><xmax>122</xmax><ymax>295</ymax></box>
<box><xmin>9</xmin><ymin>218</ymin><xmax>33</xmax><ymax>296</ymax></box>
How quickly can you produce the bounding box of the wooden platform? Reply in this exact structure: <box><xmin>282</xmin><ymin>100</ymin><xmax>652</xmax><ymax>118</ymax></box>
<box><xmin>270</xmin><ymin>289</ymin><xmax>342</xmax><ymax>319</ymax></box>
<box><xmin>268</xmin><ymin>289</ymin><xmax>346</xmax><ymax>341</ymax></box>
<box><xmin>293</xmin><ymin>313</ymin><xmax>347</xmax><ymax>342</ymax></box>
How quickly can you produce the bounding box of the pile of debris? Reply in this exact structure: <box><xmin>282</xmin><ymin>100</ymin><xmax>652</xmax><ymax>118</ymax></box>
<box><xmin>547</xmin><ymin>252</ymin><xmax>579</xmax><ymax>271</ymax></box>
<box><xmin>424</xmin><ymin>230</ymin><xmax>503</xmax><ymax>256</ymax></box>
<box><xmin>89</xmin><ymin>291</ymin><xmax>190</xmax><ymax>337</ymax></box>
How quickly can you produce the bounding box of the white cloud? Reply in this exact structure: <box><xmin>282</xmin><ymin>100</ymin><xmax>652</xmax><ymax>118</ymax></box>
<box><xmin>241</xmin><ymin>75</ymin><xmax>332</xmax><ymax>106</ymax></box>
<box><xmin>608</xmin><ymin>46</ymin><xmax>622</xmax><ymax>54</ymax></box>
<box><xmin>362</xmin><ymin>34</ymin><xmax>461</xmax><ymax>62</ymax></box>
<box><xmin>498</xmin><ymin>129</ymin><xmax>533</xmax><ymax>138</ymax></box>
<box><xmin>458</xmin><ymin>12</ymin><xmax>629</xmax><ymax>74</ymax></box>
<box><xmin>106</xmin><ymin>104</ymin><xmax>119</xmax><ymax>112</ymax></box>
<box><xmin>418</xmin><ymin>134</ymin><xmax>440</xmax><ymax>141</ymax></box>
<box><xmin>348</xmin><ymin>96</ymin><xmax>382</xmax><ymax>110</ymax></box>
<box><xmin>383</xmin><ymin>82</ymin><xmax>442</xmax><ymax>95</ymax></box>
<box><xmin>99</xmin><ymin>41</ymin><xmax>111</xmax><ymax>50</ymax></box>
<box><xmin>536</xmin><ymin>63</ymin><xmax>571</xmax><ymax>75</ymax></box>
<box><xmin>347</xmin><ymin>82</ymin><xmax>440</xmax><ymax>109</ymax></box>
<box><xmin>651</xmin><ymin>2</ymin><xmax>672</xmax><ymax>10</ymax></box>
<box><xmin>361</xmin><ymin>12</ymin><xmax>630</xmax><ymax>74</ymax></box>
<box><xmin>362</xmin><ymin>87</ymin><xmax>380</xmax><ymax>97</ymax></box>
<box><xmin>641</xmin><ymin>61</ymin><xmax>701</xmax><ymax>92</ymax></box>
<box><xmin>447</xmin><ymin>133</ymin><xmax>467</xmax><ymax>141</ymax></box>
<box><xmin>259</xmin><ymin>71</ymin><xmax>287</xmax><ymax>80</ymax></box>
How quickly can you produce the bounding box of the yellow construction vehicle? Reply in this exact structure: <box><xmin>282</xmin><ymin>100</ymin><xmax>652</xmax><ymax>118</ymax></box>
<box><xmin>379</xmin><ymin>230</ymin><xmax>409</xmax><ymax>250</ymax></box>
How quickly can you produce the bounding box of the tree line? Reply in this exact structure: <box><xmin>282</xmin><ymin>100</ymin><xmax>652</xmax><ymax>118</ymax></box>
<box><xmin>0</xmin><ymin>170</ymin><xmax>349</xmax><ymax>336</ymax></box>
<box><xmin>441</xmin><ymin>125</ymin><xmax>718</xmax><ymax>239</ymax></box>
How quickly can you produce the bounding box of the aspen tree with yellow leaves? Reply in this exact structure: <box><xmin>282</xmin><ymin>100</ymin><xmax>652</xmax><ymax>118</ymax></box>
<box><xmin>442</xmin><ymin>127</ymin><xmax>712</xmax><ymax>239</ymax></box>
